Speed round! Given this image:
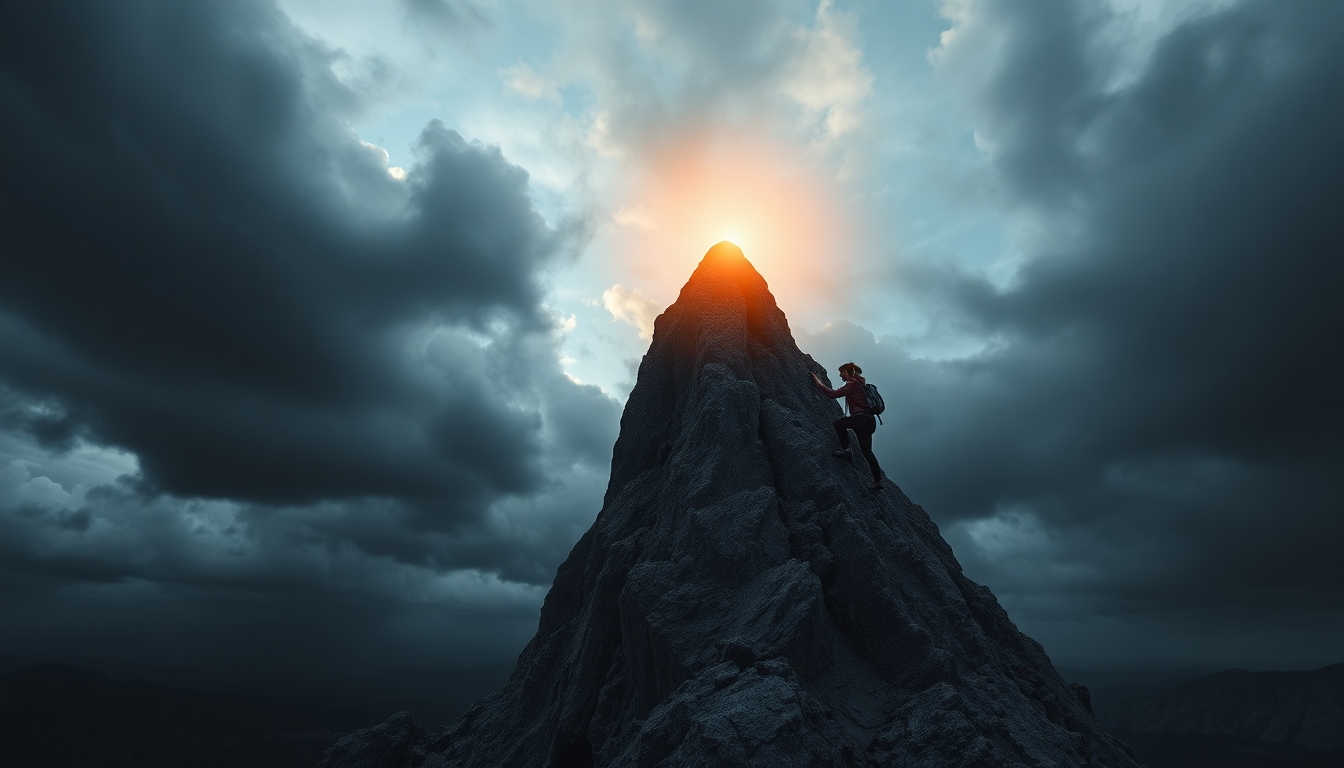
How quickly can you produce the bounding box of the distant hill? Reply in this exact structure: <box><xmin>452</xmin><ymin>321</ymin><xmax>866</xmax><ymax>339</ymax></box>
<box><xmin>1094</xmin><ymin>663</ymin><xmax>1344</xmax><ymax>749</ymax></box>
<box><xmin>0</xmin><ymin>662</ymin><xmax>512</xmax><ymax>768</ymax></box>
<box><xmin>1056</xmin><ymin>663</ymin><xmax>1222</xmax><ymax>691</ymax></box>
<box><xmin>1084</xmin><ymin>663</ymin><xmax>1344</xmax><ymax>768</ymax></box>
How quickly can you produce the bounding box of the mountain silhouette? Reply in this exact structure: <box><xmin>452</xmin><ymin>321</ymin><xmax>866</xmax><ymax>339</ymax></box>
<box><xmin>322</xmin><ymin>243</ymin><xmax>1140</xmax><ymax>767</ymax></box>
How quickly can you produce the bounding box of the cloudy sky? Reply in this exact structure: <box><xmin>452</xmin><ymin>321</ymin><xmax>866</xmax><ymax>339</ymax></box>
<box><xmin>1</xmin><ymin>0</ymin><xmax>1339</xmax><ymax>689</ymax></box>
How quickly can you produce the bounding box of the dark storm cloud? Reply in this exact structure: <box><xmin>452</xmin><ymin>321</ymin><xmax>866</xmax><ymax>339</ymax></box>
<box><xmin>0</xmin><ymin>565</ymin><xmax>543</xmax><ymax>692</ymax></box>
<box><xmin>0</xmin><ymin>0</ymin><xmax>603</xmax><ymax>513</ymax></box>
<box><xmin>0</xmin><ymin>0</ymin><xmax>625</xmax><ymax>681</ymax></box>
<box><xmin>814</xmin><ymin>0</ymin><xmax>1342</xmax><ymax>657</ymax></box>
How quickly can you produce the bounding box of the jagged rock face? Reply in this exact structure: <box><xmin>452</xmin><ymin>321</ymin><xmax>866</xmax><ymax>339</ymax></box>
<box><xmin>322</xmin><ymin>243</ymin><xmax>1139</xmax><ymax>767</ymax></box>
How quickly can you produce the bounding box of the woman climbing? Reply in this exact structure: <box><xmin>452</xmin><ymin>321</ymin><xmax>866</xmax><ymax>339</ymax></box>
<box><xmin>812</xmin><ymin>362</ymin><xmax>884</xmax><ymax>491</ymax></box>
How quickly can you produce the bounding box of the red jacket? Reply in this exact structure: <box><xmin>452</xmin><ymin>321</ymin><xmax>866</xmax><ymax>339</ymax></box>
<box><xmin>818</xmin><ymin>375</ymin><xmax>870</xmax><ymax>415</ymax></box>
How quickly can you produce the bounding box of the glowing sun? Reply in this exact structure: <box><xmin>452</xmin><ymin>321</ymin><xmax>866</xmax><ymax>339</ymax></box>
<box><xmin>610</xmin><ymin>132</ymin><xmax>851</xmax><ymax>312</ymax></box>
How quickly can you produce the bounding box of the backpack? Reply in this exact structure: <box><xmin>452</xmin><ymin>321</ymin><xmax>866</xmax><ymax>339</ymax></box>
<box><xmin>851</xmin><ymin>382</ymin><xmax>886</xmax><ymax>424</ymax></box>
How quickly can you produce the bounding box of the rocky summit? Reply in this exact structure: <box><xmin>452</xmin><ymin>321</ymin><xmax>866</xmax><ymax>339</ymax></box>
<box><xmin>322</xmin><ymin>243</ymin><xmax>1140</xmax><ymax>767</ymax></box>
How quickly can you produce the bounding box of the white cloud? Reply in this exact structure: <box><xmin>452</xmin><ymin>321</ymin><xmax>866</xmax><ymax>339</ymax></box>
<box><xmin>359</xmin><ymin>138</ymin><xmax>391</xmax><ymax>166</ymax></box>
<box><xmin>962</xmin><ymin>507</ymin><xmax>1049</xmax><ymax>563</ymax></box>
<box><xmin>359</xmin><ymin>137</ymin><xmax>408</xmax><ymax>180</ymax></box>
<box><xmin>601</xmin><ymin>284</ymin><xmax>662</xmax><ymax>339</ymax></box>
<box><xmin>500</xmin><ymin>62</ymin><xmax>563</xmax><ymax>104</ymax></box>
<box><xmin>782</xmin><ymin>0</ymin><xmax>873</xmax><ymax>140</ymax></box>
<box><xmin>612</xmin><ymin>204</ymin><xmax>658</xmax><ymax>231</ymax></box>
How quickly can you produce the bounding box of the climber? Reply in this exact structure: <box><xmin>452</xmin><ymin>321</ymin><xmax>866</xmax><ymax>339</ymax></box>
<box><xmin>812</xmin><ymin>362</ymin><xmax>884</xmax><ymax>491</ymax></box>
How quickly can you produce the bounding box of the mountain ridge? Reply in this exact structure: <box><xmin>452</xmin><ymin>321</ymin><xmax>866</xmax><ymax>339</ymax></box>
<box><xmin>1094</xmin><ymin>662</ymin><xmax>1344</xmax><ymax>751</ymax></box>
<box><xmin>322</xmin><ymin>243</ymin><xmax>1139</xmax><ymax>767</ymax></box>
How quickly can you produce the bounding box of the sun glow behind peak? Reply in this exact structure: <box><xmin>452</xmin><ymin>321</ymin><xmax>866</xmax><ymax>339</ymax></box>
<box><xmin>609</xmin><ymin>134</ymin><xmax>851</xmax><ymax>319</ymax></box>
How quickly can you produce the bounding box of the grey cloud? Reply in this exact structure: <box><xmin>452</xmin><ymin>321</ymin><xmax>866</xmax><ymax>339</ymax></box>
<box><xmin>547</xmin><ymin>0</ymin><xmax>856</xmax><ymax>154</ymax></box>
<box><xmin>541</xmin><ymin>380</ymin><xmax>622</xmax><ymax>468</ymax></box>
<box><xmin>806</xmin><ymin>0</ymin><xmax>1342</xmax><ymax>663</ymax></box>
<box><xmin>0</xmin><ymin>0</ymin><xmax>588</xmax><ymax>510</ymax></box>
<box><xmin>0</xmin><ymin>0</ymin><xmax>620</xmax><ymax>677</ymax></box>
<box><xmin>0</xmin><ymin>570</ymin><xmax>541</xmax><ymax>691</ymax></box>
<box><xmin>0</xmin><ymin>423</ymin><xmax>602</xmax><ymax>676</ymax></box>
<box><xmin>402</xmin><ymin>0</ymin><xmax>489</xmax><ymax>32</ymax></box>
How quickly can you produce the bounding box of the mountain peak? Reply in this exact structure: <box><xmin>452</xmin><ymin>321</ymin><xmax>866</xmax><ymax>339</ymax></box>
<box><xmin>664</xmin><ymin>241</ymin><xmax>769</xmax><ymax>326</ymax></box>
<box><xmin>322</xmin><ymin>251</ymin><xmax>1141</xmax><ymax>768</ymax></box>
<box><xmin>700</xmin><ymin>239</ymin><xmax>748</xmax><ymax>266</ymax></box>
<box><xmin>675</xmin><ymin>241</ymin><xmax>765</xmax><ymax>308</ymax></box>
<box><xmin>704</xmin><ymin>239</ymin><xmax>747</xmax><ymax>263</ymax></box>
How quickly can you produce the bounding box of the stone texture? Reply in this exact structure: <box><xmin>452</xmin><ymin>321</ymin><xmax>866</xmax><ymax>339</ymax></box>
<box><xmin>321</xmin><ymin>243</ymin><xmax>1140</xmax><ymax>767</ymax></box>
<box><xmin>320</xmin><ymin>712</ymin><xmax>429</xmax><ymax>768</ymax></box>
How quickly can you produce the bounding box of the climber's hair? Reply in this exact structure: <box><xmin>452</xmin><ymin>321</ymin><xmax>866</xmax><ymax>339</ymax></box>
<box><xmin>839</xmin><ymin>362</ymin><xmax>862</xmax><ymax>376</ymax></box>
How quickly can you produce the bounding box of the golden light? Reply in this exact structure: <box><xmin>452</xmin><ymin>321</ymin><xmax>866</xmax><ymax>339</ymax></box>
<box><xmin>609</xmin><ymin>131</ymin><xmax>853</xmax><ymax>317</ymax></box>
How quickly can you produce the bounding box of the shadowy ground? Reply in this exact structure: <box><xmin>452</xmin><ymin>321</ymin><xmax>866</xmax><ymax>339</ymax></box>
<box><xmin>1116</xmin><ymin>732</ymin><xmax>1343</xmax><ymax>768</ymax></box>
<box><xmin>1064</xmin><ymin>662</ymin><xmax>1343</xmax><ymax>768</ymax></box>
<box><xmin>0</xmin><ymin>663</ymin><xmax>512</xmax><ymax>768</ymax></box>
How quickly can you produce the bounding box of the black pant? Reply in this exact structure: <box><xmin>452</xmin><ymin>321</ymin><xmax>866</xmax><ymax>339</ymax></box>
<box><xmin>834</xmin><ymin>414</ymin><xmax>882</xmax><ymax>482</ymax></box>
